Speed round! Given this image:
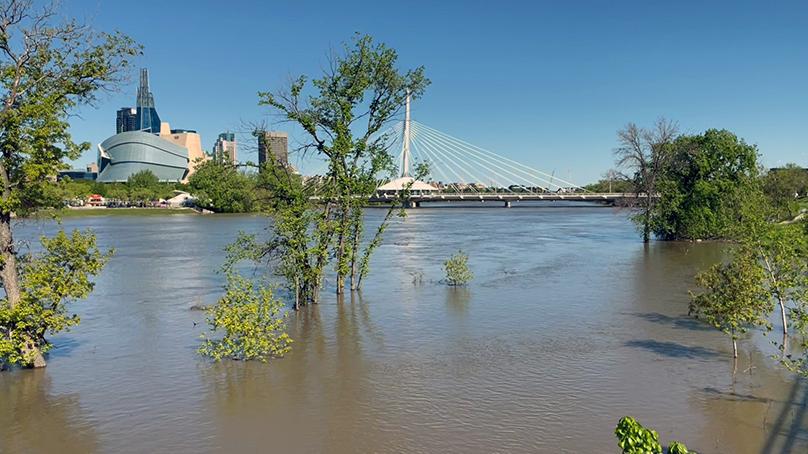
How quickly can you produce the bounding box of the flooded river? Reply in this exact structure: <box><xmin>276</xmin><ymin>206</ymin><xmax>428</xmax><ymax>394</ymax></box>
<box><xmin>1</xmin><ymin>205</ymin><xmax>806</xmax><ymax>453</ymax></box>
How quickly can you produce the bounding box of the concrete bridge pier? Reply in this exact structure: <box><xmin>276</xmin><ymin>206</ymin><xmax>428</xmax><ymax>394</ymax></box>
<box><xmin>504</xmin><ymin>201</ymin><xmax>512</xmax><ymax>208</ymax></box>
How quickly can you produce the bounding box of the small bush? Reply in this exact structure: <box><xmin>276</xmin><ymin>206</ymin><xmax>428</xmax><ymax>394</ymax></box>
<box><xmin>615</xmin><ymin>416</ymin><xmax>662</xmax><ymax>454</ymax></box>
<box><xmin>444</xmin><ymin>250</ymin><xmax>473</xmax><ymax>286</ymax></box>
<box><xmin>198</xmin><ymin>274</ymin><xmax>292</xmax><ymax>362</ymax></box>
<box><xmin>616</xmin><ymin>417</ymin><xmax>694</xmax><ymax>454</ymax></box>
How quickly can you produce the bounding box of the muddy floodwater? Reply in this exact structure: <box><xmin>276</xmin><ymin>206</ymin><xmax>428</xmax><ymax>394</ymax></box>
<box><xmin>1</xmin><ymin>205</ymin><xmax>806</xmax><ymax>453</ymax></box>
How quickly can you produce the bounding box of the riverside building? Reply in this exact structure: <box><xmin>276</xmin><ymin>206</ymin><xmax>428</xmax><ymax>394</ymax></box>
<box><xmin>97</xmin><ymin>69</ymin><xmax>208</xmax><ymax>183</ymax></box>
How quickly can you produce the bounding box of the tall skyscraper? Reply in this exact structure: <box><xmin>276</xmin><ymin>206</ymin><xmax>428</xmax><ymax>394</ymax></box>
<box><xmin>116</xmin><ymin>107</ymin><xmax>137</xmax><ymax>133</ymax></box>
<box><xmin>212</xmin><ymin>132</ymin><xmax>237</xmax><ymax>163</ymax></box>
<box><xmin>256</xmin><ymin>131</ymin><xmax>288</xmax><ymax>167</ymax></box>
<box><xmin>135</xmin><ymin>68</ymin><xmax>161</xmax><ymax>133</ymax></box>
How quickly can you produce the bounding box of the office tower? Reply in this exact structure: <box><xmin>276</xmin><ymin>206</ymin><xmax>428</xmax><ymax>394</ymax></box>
<box><xmin>116</xmin><ymin>107</ymin><xmax>137</xmax><ymax>133</ymax></box>
<box><xmin>212</xmin><ymin>132</ymin><xmax>237</xmax><ymax>163</ymax></box>
<box><xmin>257</xmin><ymin>131</ymin><xmax>288</xmax><ymax>167</ymax></box>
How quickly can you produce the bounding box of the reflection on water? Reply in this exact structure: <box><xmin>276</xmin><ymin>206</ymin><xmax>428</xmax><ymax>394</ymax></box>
<box><xmin>0</xmin><ymin>370</ymin><xmax>98</xmax><ymax>453</ymax></box>
<box><xmin>1</xmin><ymin>206</ymin><xmax>807</xmax><ymax>453</ymax></box>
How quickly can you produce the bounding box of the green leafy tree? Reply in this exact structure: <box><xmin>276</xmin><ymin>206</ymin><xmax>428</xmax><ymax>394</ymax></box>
<box><xmin>198</xmin><ymin>273</ymin><xmax>292</xmax><ymax>362</ymax></box>
<box><xmin>252</xmin><ymin>34</ymin><xmax>430</xmax><ymax>301</ymax></box>
<box><xmin>0</xmin><ymin>0</ymin><xmax>138</xmax><ymax>367</ymax></box>
<box><xmin>651</xmin><ymin>129</ymin><xmax>761</xmax><ymax>240</ymax></box>
<box><xmin>584</xmin><ymin>169</ymin><xmax>634</xmax><ymax>193</ymax></box>
<box><xmin>187</xmin><ymin>159</ymin><xmax>254</xmax><ymax>213</ymax></box>
<box><xmin>615</xmin><ymin>123</ymin><xmax>762</xmax><ymax>241</ymax></box>
<box><xmin>762</xmin><ymin>164</ymin><xmax>808</xmax><ymax>220</ymax></box>
<box><xmin>444</xmin><ymin>250</ymin><xmax>473</xmax><ymax>286</ymax></box>
<box><xmin>127</xmin><ymin>169</ymin><xmax>159</xmax><ymax>188</ymax></box>
<box><xmin>0</xmin><ymin>230</ymin><xmax>111</xmax><ymax>368</ymax></box>
<box><xmin>689</xmin><ymin>247</ymin><xmax>772</xmax><ymax>358</ymax></box>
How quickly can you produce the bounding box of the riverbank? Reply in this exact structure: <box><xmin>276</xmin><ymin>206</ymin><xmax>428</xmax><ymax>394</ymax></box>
<box><xmin>31</xmin><ymin>207</ymin><xmax>202</xmax><ymax>219</ymax></box>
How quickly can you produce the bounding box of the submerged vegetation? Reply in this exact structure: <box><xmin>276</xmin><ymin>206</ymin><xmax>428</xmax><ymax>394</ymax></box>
<box><xmin>444</xmin><ymin>250</ymin><xmax>473</xmax><ymax>286</ymax></box>
<box><xmin>198</xmin><ymin>274</ymin><xmax>291</xmax><ymax>362</ymax></box>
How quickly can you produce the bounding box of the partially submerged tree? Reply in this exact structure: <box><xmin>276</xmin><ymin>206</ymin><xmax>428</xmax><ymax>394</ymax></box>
<box><xmin>198</xmin><ymin>273</ymin><xmax>292</xmax><ymax>362</ymax></box>
<box><xmin>444</xmin><ymin>250</ymin><xmax>473</xmax><ymax>286</ymax></box>
<box><xmin>614</xmin><ymin>119</ymin><xmax>678</xmax><ymax>242</ymax></box>
<box><xmin>689</xmin><ymin>247</ymin><xmax>772</xmax><ymax>359</ymax></box>
<box><xmin>0</xmin><ymin>0</ymin><xmax>139</xmax><ymax>367</ymax></box>
<box><xmin>651</xmin><ymin>129</ymin><xmax>760</xmax><ymax>240</ymax></box>
<box><xmin>229</xmin><ymin>34</ymin><xmax>430</xmax><ymax>304</ymax></box>
<box><xmin>615</xmin><ymin>122</ymin><xmax>763</xmax><ymax>241</ymax></box>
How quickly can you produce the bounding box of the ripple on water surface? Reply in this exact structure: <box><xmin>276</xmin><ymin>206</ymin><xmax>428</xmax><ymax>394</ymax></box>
<box><xmin>0</xmin><ymin>208</ymin><xmax>806</xmax><ymax>453</ymax></box>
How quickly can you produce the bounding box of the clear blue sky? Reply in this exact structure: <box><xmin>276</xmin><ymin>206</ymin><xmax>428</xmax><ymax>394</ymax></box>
<box><xmin>65</xmin><ymin>0</ymin><xmax>807</xmax><ymax>184</ymax></box>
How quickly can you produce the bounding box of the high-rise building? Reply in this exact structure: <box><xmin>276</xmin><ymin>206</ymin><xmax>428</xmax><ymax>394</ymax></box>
<box><xmin>116</xmin><ymin>107</ymin><xmax>137</xmax><ymax>133</ymax></box>
<box><xmin>212</xmin><ymin>132</ymin><xmax>237</xmax><ymax>163</ymax></box>
<box><xmin>135</xmin><ymin>68</ymin><xmax>161</xmax><ymax>133</ymax></box>
<box><xmin>256</xmin><ymin>131</ymin><xmax>288</xmax><ymax>167</ymax></box>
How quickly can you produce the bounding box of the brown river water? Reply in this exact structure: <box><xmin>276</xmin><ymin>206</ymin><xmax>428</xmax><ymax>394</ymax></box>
<box><xmin>1</xmin><ymin>205</ymin><xmax>806</xmax><ymax>453</ymax></box>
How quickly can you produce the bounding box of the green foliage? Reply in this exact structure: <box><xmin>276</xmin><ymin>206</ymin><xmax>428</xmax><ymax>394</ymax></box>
<box><xmin>127</xmin><ymin>169</ymin><xmax>159</xmax><ymax>188</ymax></box>
<box><xmin>251</xmin><ymin>34</ymin><xmax>431</xmax><ymax>300</ymax></box>
<box><xmin>188</xmin><ymin>159</ymin><xmax>255</xmax><ymax>213</ymax></box>
<box><xmin>615</xmin><ymin>121</ymin><xmax>762</xmax><ymax>241</ymax></box>
<box><xmin>584</xmin><ymin>170</ymin><xmax>634</xmax><ymax>193</ymax></box>
<box><xmin>652</xmin><ymin>129</ymin><xmax>761</xmax><ymax>240</ymax></box>
<box><xmin>198</xmin><ymin>274</ymin><xmax>292</xmax><ymax>362</ymax></box>
<box><xmin>615</xmin><ymin>416</ymin><xmax>663</xmax><ymax>454</ymax></box>
<box><xmin>0</xmin><ymin>0</ymin><xmax>137</xmax><ymax>368</ymax></box>
<box><xmin>444</xmin><ymin>250</ymin><xmax>473</xmax><ymax>286</ymax></box>
<box><xmin>667</xmin><ymin>441</ymin><xmax>691</xmax><ymax>454</ymax></box>
<box><xmin>0</xmin><ymin>230</ymin><xmax>111</xmax><ymax>368</ymax></box>
<box><xmin>762</xmin><ymin>164</ymin><xmax>808</xmax><ymax>220</ymax></box>
<box><xmin>689</xmin><ymin>246</ymin><xmax>772</xmax><ymax>357</ymax></box>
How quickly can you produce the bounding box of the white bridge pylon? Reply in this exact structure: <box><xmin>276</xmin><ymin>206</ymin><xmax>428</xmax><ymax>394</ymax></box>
<box><xmin>392</xmin><ymin>98</ymin><xmax>586</xmax><ymax>195</ymax></box>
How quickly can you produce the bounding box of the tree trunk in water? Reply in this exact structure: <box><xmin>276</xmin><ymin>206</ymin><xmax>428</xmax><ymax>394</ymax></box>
<box><xmin>0</xmin><ymin>214</ymin><xmax>21</xmax><ymax>306</ymax></box>
<box><xmin>349</xmin><ymin>213</ymin><xmax>361</xmax><ymax>291</ymax></box>
<box><xmin>643</xmin><ymin>196</ymin><xmax>651</xmax><ymax>243</ymax></box>
<box><xmin>294</xmin><ymin>276</ymin><xmax>300</xmax><ymax>311</ymax></box>
<box><xmin>761</xmin><ymin>252</ymin><xmax>788</xmax><ymax>335</ymax></box>
<box><xmin>337</xmin><ymin>217</ymin><xmax>346</xmax><ymax>295</ymax></box>
<box><xmin>778</xmin><ymin>298</ymin><xmax>788</xmax><ymax>336</ymax></box>
<box><xmin>732</xmin><ymin>338</ymin><xmax>738</xmax><ymax>359</ymax></box>
<box><xmin>0</xmin><ymin>214</ymin><xmax>46</xmax><ymax>368</ymax></box>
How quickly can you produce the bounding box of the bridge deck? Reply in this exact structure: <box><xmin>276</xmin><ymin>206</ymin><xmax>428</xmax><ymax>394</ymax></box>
<box><xmin>368</xmin><ymin>192</ymin><xmax>643</xmax><ymax>204</ymax></box>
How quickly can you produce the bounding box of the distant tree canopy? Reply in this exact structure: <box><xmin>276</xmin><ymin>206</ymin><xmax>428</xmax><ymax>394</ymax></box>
<box><xmin>187</xmin><ymin>159</ymin><xmax>255</xmax><ymax>213</ymax></box>
<box><xmin>762</xmin><ymin>164</ymin><xmax>808</xmax><ymax>220</ymax></box>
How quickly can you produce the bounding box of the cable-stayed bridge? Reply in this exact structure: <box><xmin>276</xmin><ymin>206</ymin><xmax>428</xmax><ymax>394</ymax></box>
<box><xmin>367</xmin><ymin>94</ymin><xmax>640</xmax><ymax>208</ymax></box>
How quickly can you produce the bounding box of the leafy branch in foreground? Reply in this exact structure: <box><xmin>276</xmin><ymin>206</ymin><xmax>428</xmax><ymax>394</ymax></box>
<box><xmin>615</xmin><ymin>416</ymin><xmax>694</xmax><ymax>454</ymax></box>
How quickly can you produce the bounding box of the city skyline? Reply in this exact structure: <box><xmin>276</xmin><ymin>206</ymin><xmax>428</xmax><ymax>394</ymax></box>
<box><xmin>64</xmin><ymin>0</ymin><xmax>808</xmax><ymax>184</ymax></box>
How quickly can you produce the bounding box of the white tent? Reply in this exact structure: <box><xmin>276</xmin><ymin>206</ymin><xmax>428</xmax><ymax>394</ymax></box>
<box><xmin>377</xmin><ymin>177</ymin><xmax>438</xmax><ymax>192</ymax></box>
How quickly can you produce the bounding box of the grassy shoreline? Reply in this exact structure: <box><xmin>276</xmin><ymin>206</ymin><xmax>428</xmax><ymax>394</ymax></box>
<box><xmin>30</xmin><ymin>207</ymin><xmax>202</xmax><ymax>219</ymax></box>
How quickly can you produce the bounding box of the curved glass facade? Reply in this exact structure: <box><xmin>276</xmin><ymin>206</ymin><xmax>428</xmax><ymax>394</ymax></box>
<box><xmin>97</xmin><ymin>131</ymin><xmax>189</xmax><ymax>182</ymax></box>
